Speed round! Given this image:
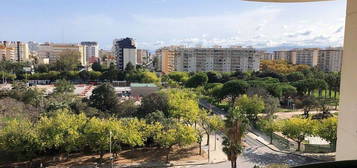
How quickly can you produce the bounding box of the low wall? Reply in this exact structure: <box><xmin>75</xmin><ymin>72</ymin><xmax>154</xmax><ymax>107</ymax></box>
<box><xmin>303</xmin><ymin>144</ymin><xmax>334</xmax><ymax>153</ymax></box>
<box><xmin>272</xmin><ymin>133</ymin><xmax>296</xmax><ymax>151</ymax></box>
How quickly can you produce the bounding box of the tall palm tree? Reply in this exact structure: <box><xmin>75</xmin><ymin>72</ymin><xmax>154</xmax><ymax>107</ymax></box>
<box><xmin>222</xmin><ymin>106</ymin><xmax>249</xmax><ymax>168</ymax></box>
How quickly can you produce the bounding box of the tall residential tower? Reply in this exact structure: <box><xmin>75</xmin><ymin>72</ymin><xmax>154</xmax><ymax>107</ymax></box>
<box><xmin>112</xmin><ymin>38</ymin><xmax>137</xmax><ymax>71</ymax></box>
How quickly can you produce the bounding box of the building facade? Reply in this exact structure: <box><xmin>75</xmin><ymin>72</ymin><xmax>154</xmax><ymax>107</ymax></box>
<box><xmin>0</xmin><ymin>41</ymin><xmax>29</xmax><ymax>62</ymax></box>
<box><xmin>81</xmin><ymin>41</ymin><xmax>99</xmax><ymax>65</ymax></box>
<box><xmin>274</xmin><ymin>48</ymin><xmax>342</xmax><ymax>71</ymax></box>
<box><xmin>113</xmin><ymin>38</ymin><xmax>137</xmax><ymax>71</ymax></box>
<box><xmin>157</xmin><ymin>46</ymin><xmax>261</xmax><ymax>73</ymax></box>
<box><xmin>260</xmin><ymin>52</ymin><xmax>274</xmax><ymax>60</ymax></box>
<box><xmin>38</xmin><ymin>43</ymin><xmax>85</xmax><ymax>65</ymax></box>
<box><xmin>318</xmin><ymin>47</ymin><xmax>343</xmax><ymax>72</ymax></box>
<box><xmin>274</xmin><ymin>50</ymin><xmax>295</xmax><ymax>64</ymax></box>
<box><xmin>294</xmin><ymin>48</ymin><xmax>319</xmax><ymax>67</ymax></box>
<box><xmin>137</xmin><ymin>49</ymin><xmax>150</xmax><ymax>65</ymax></box>
<box><xmin>156</xmin><ymin>46</ymin><xmax>179</xmax><ymax>74</ymax></box>
<box><xmin>99</xmin><ymin>49</ymin><xmax>115</xmax><ymax>66</ymax></box>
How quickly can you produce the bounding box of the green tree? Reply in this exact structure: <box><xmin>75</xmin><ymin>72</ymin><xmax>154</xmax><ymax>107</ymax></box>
<box><xmin>125</xmin><ymin>62</ymin><xmax>135</xmax><ymax>72</ymax></box>
<box><xmin>102</xmin><ymin>63</ymin><xmax>118</xmax><ymax>82</ymax></box>
<box><xmin>89</xmin><ymin>71</ymin><xmax>102</xmax><ymax>81</ymax></box>
<box><xmin>263</xmin><ymin>95</ymin><xmax>280</xmax><ymax>117</ymax></box>
<box><xmin>258</xmin><ymin>118</ymin><xmax>279</xmax><ymax>144</ymax></box>
<box><xmin>235</xmin><ymin>95</ymin><xmax>265</xmax><ymax>124</ymax></box>
<box><xmin>54</xmin><ymin>79</ymin><xmax>75</xmax><ymax>94</ymax></box>
<box><xmin>83</xmin><ymin>117</ymin><xmax>112</xmax><ymax>161</ymax></box>
<box><xmin>141</xmin><ymin>71</ymin><xmax>160</xmax><ymax>84</ymax></box>
<box><xmin>222</xmin><ymin>106</ymin><xmax>249</xmax><ymax>168</ymax></box>
<box><xmin>36</xmin><ymin>109</ymin><xmax>87</xmax><ymax>158</ymax></box>
<box><xmin>79</xmin><ymin>70</ymin><xmax>90</xmax><ymax>82</ymax></box>
<box><xmin>286</xmin><ymin>72</ymin><xmax>305</xmax><ymax>82</ymax></box>
<box><xmin>316</xmin><ymin>117</ymin><xmax>338</xmax><ymax>151</ymax></box>
<box><xmin>185</xmin><ymin>72</ymin><xmax>208</xmax><ymax>88</ymax></box>
<box><xmin>114</xmin><ymin>99</ymin><xmax>138</xmax><ymax>117</ymax></box>
<box><xmin>167</xmin><ymin>72</ymin><xmax>189</xmax><ymax>84</ymax></box>
<box><xmin>278</xmin><ymin>118</ymin><xmax>315</xmax><ymax>151</ymax></box>
<box><xmin>206</xmin><ymin>71</ymin><xmax>222</xmax><ymax>83</ymax></box>
<box><xmin>154</xmin><ymin>121</ymin><xmax>197</xmax><ymax>162</ymax></box>
<box><xmin>165</xmin><ymin>89</ymin><xmax>200</xmax><ymax>124</ymax></box>
<box><xmin>198</xmin><ymin>112</ymin><xmax>224</xmax><ymax>156</ymax></box>
<box><xmin>89</xmin><ymin>83</ymin><xmax>118</xmax><ymax>113</ymax></box>
<box><xmin>55</xmin><ymin>50</ymin><xmax>81</xmax><ymax>71</ymax></box>
<box><xmin>138</xmin><ymin>92</ymin><xmax>169</xmax><ymax>117</ymax></box>
<box><xmin>220</xmin><ymin>80</ymin><xmax>249</xmax><ymax>106</ymax></box>
<box><xmin>0</xmin><ymin>119</ymin><xmax>40</xmax><ymax>166</ymax></box>
<box><xmin>302</xmin><ymin>96</ymin><xmax>319</xmax><ymax>118</ymax></box>
<box><xmin>91</xmin><ymin>62</ymin><xmax>103</xmax><ymax>72</ymax></box>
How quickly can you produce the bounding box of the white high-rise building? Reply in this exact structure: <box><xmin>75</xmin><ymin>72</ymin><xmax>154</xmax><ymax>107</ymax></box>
<box><xmin>274</xmin><ymin>48</ymin><xmax>319</xmax><ymax>67</ymax></box>
<box><xmin>158</xmin><ymin>46</ymin><xmax>261</xmax><ymax>73</ymax></box>
<box><xmin>318</xmin><ymin>47</ymin><xmax>343</xmax><ymax>72</ymax></box>
<box><xmin>81</xmin><ymin>41</ymin><xmax>99</xmax><ymax>65</ymax></box>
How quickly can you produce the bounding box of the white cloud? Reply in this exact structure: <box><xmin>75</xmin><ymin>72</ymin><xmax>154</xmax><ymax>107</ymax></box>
<box><xmin>131</xmin><ymin>4</ymin><xmax>345</xmax><ymax>50</ymax></box>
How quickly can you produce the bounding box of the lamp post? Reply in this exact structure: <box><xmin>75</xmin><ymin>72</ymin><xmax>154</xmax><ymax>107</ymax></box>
<box><xmin>109</xmin><ymin>131</ymin><xmax>113</xmax><ymax>168</ymax></box>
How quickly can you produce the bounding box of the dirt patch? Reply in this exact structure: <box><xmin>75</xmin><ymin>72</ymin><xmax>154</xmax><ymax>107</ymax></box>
<box><xmin>1</xmin><ymin>144</ymin><xmax>207</xmax><ymax>168</ymax></box>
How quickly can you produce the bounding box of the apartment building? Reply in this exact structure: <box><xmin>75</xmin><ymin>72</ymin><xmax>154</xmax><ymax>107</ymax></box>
<box><xmin>259</xmin><ymin>51</ymin><xmax>274</xmax><ymax>60</ymax></box>
<box><xmin>156</xmin><ymin>46</ymin><xmax>179</xmax><ymax>74</ymax></box>
<box><xmin>99</xmin><ymin>49</ymin><xmax>116</xmax><ymax>66</ymax></box>
<box><xmin>137</xmin><ymin>49</ymin><xmax>150</xmax><ymax>65</ymax></box>
<box><xmin>0</xmin><ymin>41</ymin><xmax>29</xmax><ymax>62</ymax></box>
<box><xmin>0</xmin><ymin>45</ymin><xmax>15</xmax><ymax>61</ymax></box>
<box><xmin>81</xmin><ymin>41</ymin><xmax>99</xmax><ymax>65</ymax></box>
<box><xmin>38</xmin><ymin>43</ymin><xmax>85</xmax><ymax>65</ymax></box>
<box><xmin>157</xmin><ymin>46</ymin><xmax>261</xmax><ymax>73</ymax></box>
<box><xmin>318</xmin><ymin>47</ymin><xmax>343</xmax><ymax>72</ymax></box>
<box><xmin>113</xmin><ymin>38</ymin><xmax>137</xmax><ymax>71</ymax></box>
<box><xmin>274</xmin><ymin>50</ymin><xmax>295</xmax><ymax>64</ymax></box>
<box><xmin>274</xmin><ymin>48</ymin><xmax>319</xmax><ymax>67</ymax></box>
<box><xmin>294</xmin><ymin>48</ymin><xmax>319</xmax><ymax>67</ymax></box>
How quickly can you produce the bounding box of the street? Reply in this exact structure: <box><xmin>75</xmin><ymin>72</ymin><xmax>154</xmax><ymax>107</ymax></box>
<box><xmin>195</xmin><ymin>99</ymin><xmax>320</xmax><ymax>168</ymax></box>
<box><xmin>189</xmin><ymin>135</ymin><xmax>318</xmax><ymax>168</ymax></box>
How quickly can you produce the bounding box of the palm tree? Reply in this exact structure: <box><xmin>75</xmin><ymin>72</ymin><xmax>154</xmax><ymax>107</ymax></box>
<box><xmin>222</xmin><ymin>106</ymin><xmax>249</xmax><ymax>168</ymax></box>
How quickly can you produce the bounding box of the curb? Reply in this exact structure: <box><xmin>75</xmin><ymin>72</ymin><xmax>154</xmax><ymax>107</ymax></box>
<box><xmin>248</xmin><ymin>130</ymin><xmax>326</xmax><ymax>162</ymax></box>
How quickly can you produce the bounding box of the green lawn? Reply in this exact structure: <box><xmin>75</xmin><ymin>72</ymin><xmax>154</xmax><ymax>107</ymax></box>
<box><xmin>312</xmin><ymin>89</ymin><xmax>340</xmax><ymax>100</ymax></box>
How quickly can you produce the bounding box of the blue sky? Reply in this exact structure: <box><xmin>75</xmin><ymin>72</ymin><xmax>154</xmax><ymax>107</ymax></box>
<box><xmin>0</xmin><ymin>0</ymin><xmax>346</xmax><ymax>50</ymax></box>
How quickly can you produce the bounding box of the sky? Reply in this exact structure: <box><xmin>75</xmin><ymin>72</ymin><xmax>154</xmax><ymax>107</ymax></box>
<box><xmin>0</xmin><ymin>0</ymin><xmax>347</xmax><ymax>50</ymax></box>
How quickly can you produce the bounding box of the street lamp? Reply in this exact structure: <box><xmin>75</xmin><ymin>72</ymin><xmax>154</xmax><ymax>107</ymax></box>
<box><xmin>109</xmin><ymin>131</ymin><xmax>113</xmax><ymax>168</ymax></box>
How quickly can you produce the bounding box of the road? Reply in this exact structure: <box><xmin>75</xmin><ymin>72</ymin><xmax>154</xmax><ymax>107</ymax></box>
<box><xmin>188</xmin><ymin>135</ymin><xmax>318</xmax><ymax>168</ymax></box>
<box><xmin>195</xmin><ymin>99</ymin><xmax>320</xmax><ymax>168</ymax></box>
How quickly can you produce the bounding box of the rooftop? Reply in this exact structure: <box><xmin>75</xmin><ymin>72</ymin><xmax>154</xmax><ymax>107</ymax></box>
<box><xmin>130</xmin><ymin>83</ymin><xmax>157</xmax><ymax>87</ymax></box>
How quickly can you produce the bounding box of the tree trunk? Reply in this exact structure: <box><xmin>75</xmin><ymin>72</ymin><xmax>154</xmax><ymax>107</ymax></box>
<box><xmin>297</xmin><ymin>142</ymin><xmax>301</xmax><ymax>151</ymax></box>
<box><xmin>318</xmin><ymin>88</ymin><xmax>322</xmax><ymax>97</ymax></box>
<box><xmin>99</xmin><ymin>151</ymin><xmax>104</xmax><ymax>164</ymax></box>
<box><xmin>28</xmin><ymin>158</ymin><xmax>33</xmax><ymax>168</ymax></box>
<box><xmin>303</xmin><ymin>109</ymin><xmax>309</xmax><ymax>118</ymax></box>
<box><xmin>206</xmin><ymin>133</ymin><xmax>210</xmax><ymax>145</ymax></box>
<box><xmin>199</xmin><ymin>143</ymin><xmax>202</xmax><ymax>155</ymax></box>
<box><xmin>166</xmin><ymin>147</ymin><xmax>170</xmax><ymax>163</ymax></box>
<box><xmin>334</xmin><ymin>89</ymin><xmax>337</xmax><ymax>99</ymax></box>
<box><xmin>270</xmin><ymin>132</ymin><xmax>273</xmax><ymax>144</ymax></box>
<box><xmin>329</xmin><ymin>88</ymin><xmax>332</xmax><ymax>98</ymax></box>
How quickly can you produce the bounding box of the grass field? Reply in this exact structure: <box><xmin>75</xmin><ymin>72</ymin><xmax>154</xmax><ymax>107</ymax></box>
<box><xmin>312</xmin><ymin>89</ymin><xmax>340</xmax><ymax>100</ymax></box>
